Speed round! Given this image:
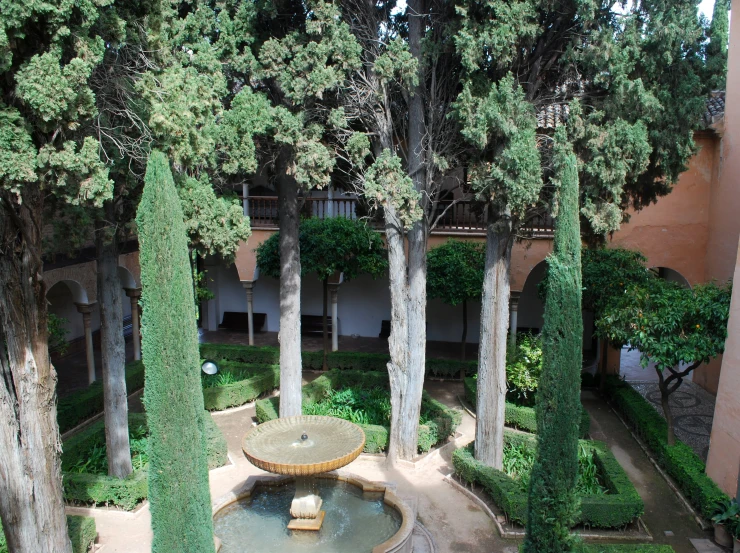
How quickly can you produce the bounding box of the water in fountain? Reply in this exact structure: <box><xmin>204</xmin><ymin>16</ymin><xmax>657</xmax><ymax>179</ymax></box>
<box><xmin>214</xmin><ymin>480</ymin><xmax>402</xmax><ymax>553</ymax></box>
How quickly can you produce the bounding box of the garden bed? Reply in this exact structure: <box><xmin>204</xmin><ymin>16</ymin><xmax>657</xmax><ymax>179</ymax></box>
<box><xmin>603</xmin><ymin>377</ymin><xmax>727</xmax><ymax>521</ymax></box>
<box><xmin>0</xmin><ymin>516</ymin><xmax>96</xmax><ymax>553</ymax></box>
<box><xmin>255</xmin><ymin>369</ymin><xmax>462</xmax><ymax>453</ymax></box>
<box><xmin>199</xmin><ymin>342</ymin><xmax>476</xmax><ymax>379</ymax></box>
<box><xmin>61</xmin><ymin>412</ymin><xmax>228</xmax><ymax>510</ymax></box>
<box><xmin>452</xmin><ymin>432</ymin><xmax>644</xmax><ymax>529</ymax></box>
<box><xmin>57</xmin><ymin>361</ymin><xmax>145</xmax><ymax>434</ymax></box>
<box><xmin>464</xmin><ymin>376</ymin><xmax>591</xmax><ymax>438</ymax></box>
<box><xmin>201</xmin><ymin>361</ymin><xmax>280</xmax><ymax>411</ymax></box>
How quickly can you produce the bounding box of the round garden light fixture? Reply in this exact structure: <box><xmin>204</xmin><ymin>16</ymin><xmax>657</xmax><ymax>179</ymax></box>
<box><xmin>201</xmin><ymin>360</ymin><xmax>218</xmax><ymax>375</ymax></box>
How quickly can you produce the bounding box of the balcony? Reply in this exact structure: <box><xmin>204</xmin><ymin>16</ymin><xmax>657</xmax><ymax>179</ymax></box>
<box><xmin>242</xmin><ymin>196</ymin><xmax>554</xmax><ymax>238</ymax></box>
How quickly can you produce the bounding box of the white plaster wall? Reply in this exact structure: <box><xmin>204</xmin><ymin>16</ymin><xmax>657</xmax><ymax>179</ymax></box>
<box><xmin>46</xmin><ymin>282</ymin><xmax>100</xmax><ymax>341</ymax></box>
<box><xmin>427</xmin><ymin>297</ymin><xmax>482</xmax><ymax>343</ymax></box>
<box><xmin>336</xmin><ymin>274</ymin><xmax>391</xmax><ymax>337</ymax></box>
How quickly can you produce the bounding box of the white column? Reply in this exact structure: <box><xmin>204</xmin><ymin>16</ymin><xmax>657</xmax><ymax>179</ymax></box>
<box><xmin>75</xmin><ymin>302</ymin><xmax>96</xmax><ymax>384</ymax></box>
<box><xmin>243</xmin><ymin>281</ymin><xmax>255</xmax><ymax>346</ymax></box>
<box><xmin>329</xmin><ymin>283</ymin><xmax>339</xmax><ymax>351</ymax></box>
<box><xmin>125</xmin><ymin>288</ymin><xmax>142</xmax><ymax>361</ymax></box>
<box><xmin>509</xmin><ymin>291</ymin><xmax>521</xmax><ymax>349</ymax></box>
<box><xmin>242</xmin><ymin>182</ymin><xmax>249</xmax><ymax>217</ymax></box>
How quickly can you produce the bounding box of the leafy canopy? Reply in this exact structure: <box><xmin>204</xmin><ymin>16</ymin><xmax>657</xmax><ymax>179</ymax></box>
<box><xmin>427</xmin><ymin>240</ymin><xmax>485</xmax><ymax>306</ymax></box>
<box><xmin>256</xmin><ymin>217</ymin><xmax>387</xmax><ymax>281</ymax></box>
<box><xmin>597</xmin><ymin>279</ymin><xmax>732</xmax><ymax>371</ymax></box>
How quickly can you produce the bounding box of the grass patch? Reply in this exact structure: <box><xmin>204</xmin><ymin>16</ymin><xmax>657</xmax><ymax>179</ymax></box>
<box><xmin>453</xmin><ymin>432</ymin><xmax>644</xmax><ymax>528</ymax></box>
<box><xmin>256</xmin><ymin>370</ymin><xmax>462</xmax><ymax>454</ymax></box>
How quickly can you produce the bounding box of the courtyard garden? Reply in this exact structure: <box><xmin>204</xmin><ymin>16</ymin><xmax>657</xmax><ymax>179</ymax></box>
<box><xmin>0</xmin><ymin>0</ymin><xmax>737</xmax><ymax>552</ymax></box>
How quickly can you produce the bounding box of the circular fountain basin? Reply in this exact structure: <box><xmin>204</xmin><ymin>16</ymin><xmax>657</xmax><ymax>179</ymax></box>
<box><xmin>212</xmin><ymin>474</ymin><xmax>415</xmax><ymax>553</ymax></box>
<box><xmin>242</xmin><ymin>415</ymin><xmax>366</xmax><ymax>476</ymax></box>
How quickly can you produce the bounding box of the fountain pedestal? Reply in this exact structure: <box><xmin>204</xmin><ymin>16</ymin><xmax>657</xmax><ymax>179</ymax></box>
<box><xmin>288</xmin><ymin>476</ymin><xmax>325</xmax><ymax>530</ymax></box>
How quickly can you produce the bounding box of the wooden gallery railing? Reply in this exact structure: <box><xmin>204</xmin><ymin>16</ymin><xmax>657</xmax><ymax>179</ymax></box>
<box><xmin>241</xmin><ymin>196</ymin><xmax>554</xmax><ymax>237</ymax></box>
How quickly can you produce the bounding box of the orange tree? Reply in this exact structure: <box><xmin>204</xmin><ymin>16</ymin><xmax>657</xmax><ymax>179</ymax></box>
<box><xmin>597</xmin><ymin>278</ymin><xmax>731</xmax><ymax>445</ymax></box>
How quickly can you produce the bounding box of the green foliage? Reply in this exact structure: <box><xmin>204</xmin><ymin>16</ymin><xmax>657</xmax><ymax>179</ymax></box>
<box><xmin>199</xmin><ymin>342</ymin><xmax>477</xmax><ymax>378</ymax></box>
<box><xmin>201</xmin><ymin>363</ymin><xmax>280</xmax><ymax>411</ymax></box>
<box><xmin>61</xmin><ymin>413</ymin><xmax>227</xmax><ymax>510</ymax></box>
<box><xmin>48</xmin><ymin>313</ymin><xmax>70</xmax><ymax>356</ymax></box>
<box><xmin>256</xmin><ymin>370</ymin><xmax>462</xmax><ymax>454</ymax></box>
<box><xmin>603</xmin><ymin>377</ymin><xmax>728</xmax><ymax>520</ymax></box>
<box><xmin>256</xmin><ymin>217</ymin><xmax>387</xmax><ymax>281</ymax></box>
<box><xmin>706</xmin><ymin>0</ymin><xmax>730</xmax><ymax>91</ymax></box>
<box><xmin>0</xmin><ymin>516</ymin><xmax>97</xmax><ymax>553</ymax></box>
<box><xmin>136</xmin><ymin>152</ymin><xmax>214</xmax><ymax>551</ymax></box>
<box><xmin>363</xmin><ymin>150</ymin><xmax>423</xmax><ymax>229</ymax></box>
<box><xmin>711</xmin><ymin>497</ymin><xmax>739</xmax><ymax>526</ymax></box>
<box><xmin>581</xmin><ymin>249</ymin><xmax>651</xmax><ymax>316</ymax></box>
<box><xmin>598</xmin><ymin>279</ymin><xmax>732</xmax><ymax>373</ymax></box>
<box><xmin>453</xmin><ymin>434</ymin><xmax>644</xmax><ymax>529</ymax></box>
<box><xmin>464</xmin><ymin>377</ymin><xmax>590</xmax><ymax>438</ymax></box>
<box><xmin>525</xmin><ymin>130</ymin><xmax>583</xmax><ymax>552</ymax></box>
<box><xmin>57</xmin><ymin>361</ymin><xmax>146</xmax><ymax>434</ymax></box>
<box><xmin>427</xmin><ymin>240</ymin><xmax>485</xmax><ymax>306</ymax></box>
<box><xmin>453</xmin><ymin>75</ymin><xmax>542</xmax><ymax>217</ymax></box>
<box><xmin>505</xmin><ymin>334</ymin><xmax>543</xmax><ymax>404</ymax></box>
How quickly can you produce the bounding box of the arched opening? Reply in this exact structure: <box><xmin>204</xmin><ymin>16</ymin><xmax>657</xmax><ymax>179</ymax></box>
<box><xmin>650</xmin><ymin>266</ymin><xmax>691</xmax><ymax>289</ymax></box>
<box><xmin>46</xmin><ymin>280</ymin><xmax>92</xmax><ymax>343</ymax></box>
<box><xmin>517</xmin><ymin>260</ymin><xmax>547</xmax><ymax>335</ymax></box>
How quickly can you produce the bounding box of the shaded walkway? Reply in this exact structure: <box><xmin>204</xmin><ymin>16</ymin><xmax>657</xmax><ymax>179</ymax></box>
<box><xmin>582</xmin><ymin>390</ymin><xmax>710</xmax><ymax>553</ymax></box>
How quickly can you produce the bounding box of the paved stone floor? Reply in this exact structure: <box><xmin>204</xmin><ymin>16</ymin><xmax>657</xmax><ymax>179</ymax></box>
<box><xmin>629</xmin><ymin>381</ymin><xmax>716</xmax><ymax>462</ymax></box>
<box><xmin>619</xmin><ymin>347</ymin><xmax>715</xmax><ymax>462</ymax></box>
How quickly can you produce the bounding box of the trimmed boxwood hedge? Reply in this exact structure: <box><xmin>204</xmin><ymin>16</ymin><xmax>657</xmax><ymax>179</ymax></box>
<box><xmin>202</xmin><ymin>362</ymin><xmax>280</xmax><ymax>411</ymax></box>
<box><xmin>453</xmin><ymin>432</ymin><xmax>644</xmax><ymax>528</ymax></box>
<box><xmin>0</xmin><ymin>516</ymin><xmax>97</xmax><ymax>553</ymax></box>
<box><xmin>255</xmin><ymin>369</ymin><xmax>462</xmax><ymax>454</ymax></box>
<box><xmin>57</xmin><ymin>361</ymin><xmax>145</xmax><ymax>434</ymax></box>
<box><xmin>603</xmin><ymin>377</ymin><xmax>727</xmax><ymax>520</ymax></box>
<box><xmin>62</xmin><ymin>412</ymin><xmax>228</xmax><ymax>510</ymax></box>
<box><xmin>464</xmin><ymin>377</ymin><xmax>590</xmax><ymax>438</ymax></box>
<box><xmin>523</xmin><ymin>546</ymin><xmax>675</xmax><ymax>553</ymax></box>
<box><xmin>199</xmin><ymin>343</ymin><xmax>477</xmax><ymax>379</ymax></box>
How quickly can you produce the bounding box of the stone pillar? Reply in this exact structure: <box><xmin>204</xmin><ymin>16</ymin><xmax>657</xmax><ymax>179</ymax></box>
<box><xmin>75</xmin><ymin>302</ymin><xmax>96</xmax><ymax>384</ymax></box>
<box><xmin>329</xmin><ymin>283</ymin><xmax>339</xmax><ymax>352</ymax></box>
<box><xmin>242</xmin><ymin>281</ymin><xmax>255</xmax><ymax>346</ymax></box>
<box><xmin>509</xmin><ymin>291</ymin><xmax>521</xmax><ymax>349</ymax></box>
<box><xmin>125</xmin><ymin>288</ymin><xmax>142</xmax><ymax>361</ymax></box>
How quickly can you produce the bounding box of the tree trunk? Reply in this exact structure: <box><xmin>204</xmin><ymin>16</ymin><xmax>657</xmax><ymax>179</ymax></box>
<box><xmin>386</xmin><ymin>0</ymin><xmax>429</xmax><ymax>466</ymax></box>
<box><xmin>385</xmin><ymin>205</ymin><xmax>425</xmax><ymax>464</ymax></box>
<box><xmin>276</xmin><ymin>151</ymin><xmax>303</xmax><ymax>417</ymax></box>
<box><xmin>0</xmin><ymin>192</ymin><xmax>72</xmax><ymax>553</ymax></box>
<box><xmin>322</xmin><ymin>277</ymin><xmax>329</xmax><ymax>371</ymax></box>
<box><xmin>657</xmin><ymin>368</ymin><xmax>677</xmax><ymax>446</ymax></box>
<box><xmin>95</xmin><ymin>232</ymin><xmax>133</xmax><ymax>478</ymax></box>
<box><xmin>461</xmin><ymin>299</ymin><xmax>468</xmax><ymax>362</ymax></box>
<box><xmin>475</xmin><ymin>212</ymin><xmax>513</xmax><ymax>469</ymax></box>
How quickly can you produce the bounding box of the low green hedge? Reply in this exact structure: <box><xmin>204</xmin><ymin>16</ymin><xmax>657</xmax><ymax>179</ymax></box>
<box><xmin>62</xmin><ymin>412</ymin><xmax>228</xmax><ymax>510</ymax></box>
<box><xmin>202</xmin><ymin>362</ymin><xmax>280</xmax><ymax>411</ymax></box>
<box><xmin>520</xmin><ymin>546</ymin><xmax>675</xmax><ymax>553</ymax></box>
<box><xmin>453</xmin><ymin>432</ymin><xmax>644</xmax><ymax>528</ymax></box>
<box><xmin>199</xmin><ymin>343</ymin><xmax>477</xmax><ymax>379</ymax></box>
<box><xmin>57</xmin><ymin>361</ymin><xmax>146</xmax><ymax>434</ymax></box>
<box><xmin>603</xmin><ymin>377</ymin><xmax>727</xmax><ymax>520</ymax></box>
<box><xmin>0</xmin><ymin>516</ymin><xmax>96</xmax><ymax>553</ymax></box>
<box><xmin>255</xmin><ymin>370</ymin><xmax>462</xmax><ymax>454</ymax></box>
<box><xmin>464</xmin><ymin>377</ymin><xmax>590</xmax><ymax>438</ymax></box>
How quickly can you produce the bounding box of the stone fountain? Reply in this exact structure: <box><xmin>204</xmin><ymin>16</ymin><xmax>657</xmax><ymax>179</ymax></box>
<box><xmin>241</xmin><ymin>415</ymin><xmax>366</xmax><ymax>531</ymax></box>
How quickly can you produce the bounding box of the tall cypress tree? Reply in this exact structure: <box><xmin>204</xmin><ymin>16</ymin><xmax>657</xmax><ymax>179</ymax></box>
<box><xmin>523</xmin><ymin>128</ymin><xmax>583</xmax><ymax>552</ymax></box>
<box><xmin>137</xmin><ymin>152</ymin><xmax>214</xmax><ymax>552</ymax></box>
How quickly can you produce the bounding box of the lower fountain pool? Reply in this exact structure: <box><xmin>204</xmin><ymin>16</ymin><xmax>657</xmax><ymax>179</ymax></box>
<box><xmin>214</xmin><ymin>479</ymin><xmax>402</xmax><ymax>553</ymax></box>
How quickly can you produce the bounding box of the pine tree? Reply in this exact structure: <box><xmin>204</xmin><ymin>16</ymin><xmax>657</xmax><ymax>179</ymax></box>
<box><xmin>523</xmin><ymin>128</ymin><xmax>583</xmax><ymax>552</ymax></box>
<box><xmin>137</xmin><ymin>152</ymin><xmax>214</xmax><ymax>553</ymax></box>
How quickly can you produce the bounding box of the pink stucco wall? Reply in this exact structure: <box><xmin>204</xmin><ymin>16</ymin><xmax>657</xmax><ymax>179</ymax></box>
<box><xmin>706</xmin><ymin>0</ymin><xmax>740</xmax><ymax>497</ymax></box>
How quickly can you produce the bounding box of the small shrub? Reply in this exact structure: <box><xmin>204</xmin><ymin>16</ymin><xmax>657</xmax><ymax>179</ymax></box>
<box><xmin>200</xmin><ymin>362</ymin><xmax>280</xmax><ymax>411</ymax></box>
<box><xmin>506</xmin><ymin>333</ymin><xmax>543</xmax><ymax>404</ymax></box>
<box><xmin>453</xmin><ymin>433</ymin><xmax>644</xmax><ymax>529</ymax></box>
